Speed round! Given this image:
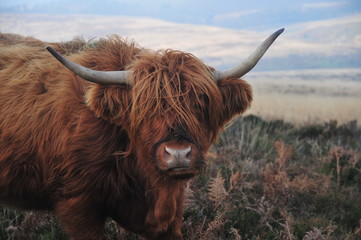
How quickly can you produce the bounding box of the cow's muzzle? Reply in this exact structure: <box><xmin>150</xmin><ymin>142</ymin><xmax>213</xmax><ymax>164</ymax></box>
<box><xmin>156</xmin><ymin>140</ymin><xmax>202</xmax><ymax>179</ymax></box>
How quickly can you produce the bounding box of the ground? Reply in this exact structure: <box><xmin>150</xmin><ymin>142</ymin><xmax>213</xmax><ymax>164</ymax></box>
<box><xmin>1</xmin><ymin>115</ymin><xmax>360</xmax><ymax>240</ymax></box>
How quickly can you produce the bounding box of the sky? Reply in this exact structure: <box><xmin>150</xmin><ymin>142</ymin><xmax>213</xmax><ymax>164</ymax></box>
<box><xmin>1</xmin><ymin>0</ymin><xmax>361</xmax><ymax>30</ymax></box>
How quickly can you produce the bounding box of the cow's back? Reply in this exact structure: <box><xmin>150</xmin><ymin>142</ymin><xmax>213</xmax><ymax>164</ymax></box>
<box><xmin>0</xmin><ymin>33</ymin><xmax>143</xmax><ymax>212</ymax></box>
<box><xmin>0</xmin><ymin>34</ymin><xmax>78</xmax><ymax>208</ymax></box>
<box><xmin>0</xmin><ymin>34</ymin><xmax>106</xmax><ymax>209</ymax></box>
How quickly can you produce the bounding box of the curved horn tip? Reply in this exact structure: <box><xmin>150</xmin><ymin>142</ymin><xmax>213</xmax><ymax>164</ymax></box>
<box><xmin>46</xmin><ymin>46</ymin><xmax>66</xmax><ymax>64</ymax></box>
<box><xmin>46</xmin><ymin>46</ymin><xmax>54</xmax><ymax>54</ymax></box>
<box><xmin>267</xmin><ymin>28</ymin><xmax>285</xmax><ymax>42</ymax></box>
<box><xmin>45</xmin><ymin>46</ymin><xmax>56</xmax><ymax>54</ymax></box>
<box><xmin>213</xmin><ymin>28</ymin><xmax>285</xmax><ymax>81</ymax></box>
<box><xmin>276</xmin><ymin>28</ymin><xmax>285</xmax><ymax>35</ymax></box>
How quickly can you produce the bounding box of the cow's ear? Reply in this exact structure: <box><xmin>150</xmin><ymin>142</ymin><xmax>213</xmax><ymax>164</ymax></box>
<box><xmin>85</xmin><ymin>84</ymin><xmax>131</xmax><ymax>125</ymax></box>
<box><xmin>218</xmin><ymin>78</ymin><xmax>253</xmax><ymax>122</ymax></box>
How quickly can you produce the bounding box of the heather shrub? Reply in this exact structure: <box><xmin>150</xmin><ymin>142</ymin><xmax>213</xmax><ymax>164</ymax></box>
<box><xmin>1</xmin><ymin>115</ymin><xmax>360</xmax><ymax>240</ymax></box>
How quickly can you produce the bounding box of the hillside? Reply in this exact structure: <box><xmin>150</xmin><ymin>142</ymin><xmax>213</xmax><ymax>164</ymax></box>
<box><xmin>0</xmin><ymin>13</ymin><xmax>360</xmax><ymax>70</ymax></box>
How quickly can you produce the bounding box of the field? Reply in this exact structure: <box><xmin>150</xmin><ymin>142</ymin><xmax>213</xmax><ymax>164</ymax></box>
<box><xmin>0</xmin><ymin>68</ymin><xmax>360</xmax><ymax>239</ymax></box>
<box><xmin>248</xmin><ymin>68</ymin><xmax>361</xmax><ymax>124</ymax></box>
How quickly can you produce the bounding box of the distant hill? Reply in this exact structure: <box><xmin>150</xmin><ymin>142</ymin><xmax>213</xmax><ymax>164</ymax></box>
<box><xmin>0</xmin><ymin>13</ymin><xmax>360</xmax><ymax>71</ymax></box>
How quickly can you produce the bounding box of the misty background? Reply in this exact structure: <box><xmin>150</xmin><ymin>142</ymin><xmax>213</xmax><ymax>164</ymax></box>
<box><xmin>1</xmin><ymin>0</ymin><xmax>361</xmax><ymax>70</ymax></box>
<box><xmin>0</xmin><ymin>0</ymin><xmax>360</xmax><ymax>122</ymax></box>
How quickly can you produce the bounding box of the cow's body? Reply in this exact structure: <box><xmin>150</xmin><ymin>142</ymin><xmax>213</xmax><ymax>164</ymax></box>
<box><xmin>0</xmin><ymin>30</ymin><xmax>281</xmax><ymax>239</ymax></box>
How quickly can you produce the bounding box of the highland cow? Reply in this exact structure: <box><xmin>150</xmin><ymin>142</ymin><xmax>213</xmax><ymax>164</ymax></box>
<box><xmin>0</xmin><ymin>29</ymin><xmax>283</xmax><ymax>239</ymax></box>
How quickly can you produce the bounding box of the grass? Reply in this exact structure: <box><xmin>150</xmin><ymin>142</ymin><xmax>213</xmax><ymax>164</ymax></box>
<box><xmin>248</xmin><ymin>93</ymin><xmax>361</xmax><ymax>124</ymax></box>
<box><xmin>1</xmin><ymin>115</ymin><xmax>360</xmax><ymax>240</ymax></box>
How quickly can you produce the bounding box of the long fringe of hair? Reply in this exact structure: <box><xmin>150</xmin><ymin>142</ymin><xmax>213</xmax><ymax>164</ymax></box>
<box><xmin>127</xmin><ymin>49</ymin><xmax>224</xmax><ymax>153</ymax></box>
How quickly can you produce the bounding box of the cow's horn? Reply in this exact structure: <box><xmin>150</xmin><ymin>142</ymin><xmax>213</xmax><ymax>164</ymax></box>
<box><xmin>213</xmin><ymin>28</ymin><xmax>284</xmax><ymax>81</ymax></box>
<box><xmin>46</xmin><ymin>46</ymin><xmax>132</xmax><ymax>85</ymax></box>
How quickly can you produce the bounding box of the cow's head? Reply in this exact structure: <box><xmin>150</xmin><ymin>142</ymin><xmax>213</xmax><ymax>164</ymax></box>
<box><xmin>47</xmin><ymin>29</ymin><xmax>283</xmax><ymax>180</ymax></box>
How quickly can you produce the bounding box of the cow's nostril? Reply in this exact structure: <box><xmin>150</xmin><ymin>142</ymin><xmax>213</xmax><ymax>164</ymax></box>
<box><xmin>164</xmin><ymin>147</ymin><xmax>172</xmax><ymax>157</ymax></box>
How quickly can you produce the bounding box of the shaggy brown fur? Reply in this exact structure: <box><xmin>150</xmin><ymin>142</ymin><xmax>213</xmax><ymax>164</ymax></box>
<box><xmin>0</xmin><ymin>33</ymin><xmax>252</xmax><ymax>239</ymax></box>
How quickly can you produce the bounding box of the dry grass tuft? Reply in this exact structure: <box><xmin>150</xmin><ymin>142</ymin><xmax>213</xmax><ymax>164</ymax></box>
<box><xmin>200</xmin><ymin>211</ymin><xmax>226</xmax><ymax>240</ymax></box>
<box><xmin>302</xmin><ymin>227</ymin><xmax>326</xmax><ymax>240</ymax></box>
<box><xmin>6</xmin><ymin>212</ymin><xmax>54</xmax><ymax>240</ymax></box>
<box><xmin>208</xmin><ymin>171</ymin><xmax>229</xmax><ymax>208</ymax></box>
